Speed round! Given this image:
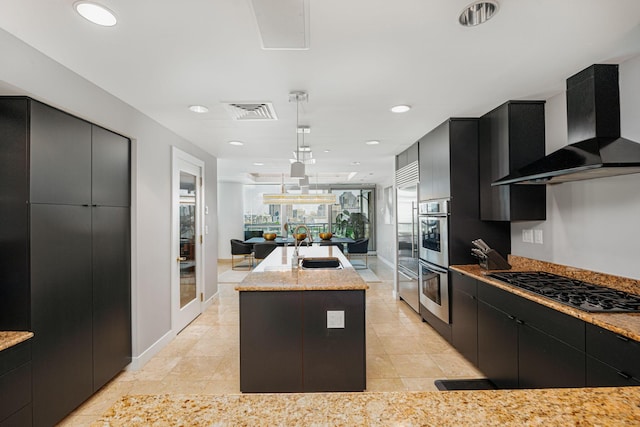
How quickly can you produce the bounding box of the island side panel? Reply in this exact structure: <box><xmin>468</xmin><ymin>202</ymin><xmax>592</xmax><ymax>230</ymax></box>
<box><xmin>302</xmin><ymin>290</ymin><xmax>366</xmax><ymax>392</ymax></box>
<box><xmin>239</xmin><ymin>291</ymin><xmax>304</xmax><ymax>393</ymax></box>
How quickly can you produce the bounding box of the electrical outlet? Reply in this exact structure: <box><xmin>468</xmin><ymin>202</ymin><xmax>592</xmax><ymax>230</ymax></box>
<box><xmin>327</xmin><ymin>310</ymin><xmax>345</xmax><ymax>329</ymax></box>
<box><xmin>522</xmin><ymin>229</ymin><xmax>534</xmax><ymax>243</ymax></box>
<box><xmin>534</xmin><ymin>229</ymin><xmax>543</xmax><ymax>244</ymax></box>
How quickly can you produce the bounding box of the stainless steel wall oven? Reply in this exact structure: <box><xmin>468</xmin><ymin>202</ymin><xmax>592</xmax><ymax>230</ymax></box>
<box><xmin>418</xmin><ymin>198</ymin><xmax>449</xmax><ymax>267</ymax></box>
<box><xmin>418</xmin><ymin>198</ymin><xmax>451</xmax><ymax>324</ymax></box>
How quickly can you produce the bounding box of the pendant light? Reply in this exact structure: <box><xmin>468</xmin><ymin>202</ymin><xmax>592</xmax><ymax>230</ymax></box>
<box><xmin>290</xmin><ymin>91</ymin><xmax>306</xmax><ymax>178</ymax></box>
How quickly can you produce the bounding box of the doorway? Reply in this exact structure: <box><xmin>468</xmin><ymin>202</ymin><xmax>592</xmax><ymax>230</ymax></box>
<box><xmin>171</xmin><ymin>147</ymin><xmax>204</xmax><ymax>332</ymax></box>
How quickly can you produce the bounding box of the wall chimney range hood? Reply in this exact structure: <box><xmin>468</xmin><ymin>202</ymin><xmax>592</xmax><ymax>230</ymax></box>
<box><xmin>493</xmin><ymin>64</ymin><xmax>640</xmax><ymax>185</ymax></box>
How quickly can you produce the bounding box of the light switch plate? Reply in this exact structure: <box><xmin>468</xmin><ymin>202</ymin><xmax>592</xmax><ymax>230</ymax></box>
<box><xmin>522</xmin><ymin>229</ymin><xmax>534</xmax><ymax>243</ymax></box>
<box><xmin>327</xmin><ymin>310</ymin><xmax>345</xmax><ymax>329</ymax></box>
<box><xmin>534</xmin><ymin>229</ymin><xmax>543</xmax><ymax>244</ymax></box>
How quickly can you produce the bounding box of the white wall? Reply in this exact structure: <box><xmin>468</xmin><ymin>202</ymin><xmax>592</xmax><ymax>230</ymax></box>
<box><xmin>0</xmin><ymin>29</ymin><xmax>218</xmax><ymax>362</ymax></box>
<box><xmin>217</xmin><ymin>181</ymin><xmax>246</xmax><ymax>259</ymax></box>
<box><xmin>511</xmin><ymin>55</ymin><xmax>640</xmax><ymax>280</ymax></box>
<box><xmin>375</xmin><ymin>163</ymin><xmax>397</xmax><ymax>268</ymax></box>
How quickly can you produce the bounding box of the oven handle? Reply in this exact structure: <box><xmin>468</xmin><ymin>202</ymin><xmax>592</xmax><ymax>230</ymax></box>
<box><xmin>419</xmin><ymin>260</ymin><xmax>449</xmax><ymax>274</ymax></box>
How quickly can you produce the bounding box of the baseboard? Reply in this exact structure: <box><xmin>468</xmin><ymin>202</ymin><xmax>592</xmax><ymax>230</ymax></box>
<box><xmin>127</xmin><ymin>329</ymin><xmax>176</xmax><ymax>371</ymax></box>
<box><xmin>377</xmin><ymin>254</ymin><xmax>394</xmax><ymax>269</ymax></box>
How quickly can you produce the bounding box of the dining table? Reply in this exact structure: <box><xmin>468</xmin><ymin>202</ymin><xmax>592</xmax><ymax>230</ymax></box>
<box><xmin>244</xmin><ymin>236</ymin><xmax>355</xmax><ymax>245</ymax></box>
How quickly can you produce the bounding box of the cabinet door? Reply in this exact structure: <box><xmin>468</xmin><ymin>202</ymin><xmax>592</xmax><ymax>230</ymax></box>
<box><xmin>586</xmin><ymin>323</ymin><xmax>640</xmax><ymax>384</ymax></box>
<box><xmin>239</xmin><ymin>291</ymin><xmax>303</xmax><ymax>392</ymax></box>
<box><xmin>29</xmin><ymin>101</ymin><xmax>92</xmax><ymax>205</ymax></box>
<box><xmin>586</xmin><ymin>356</ymin><xmax>640</xmax><ymax>387</ymax></box>
<box><xmin>519</xmin><ymin>324</ymin><xmax>585</xmax><ymax>388</ymax></box>
<box><xmin>451</xmin><ymin>273</ymin><xmax>478</xmax><ymax>365</ymax></box>
<box><xmin>92</xmin><ymin>206</ymin><xmax>131</xmax><ymax>391</ymax></box>
<box><xmin>30</xmin><ymin>204</ymin><xmax>93</xmax><ymax>427</ymax></box>
<box><xmin>92</xmin><ymin>126</ymin><xmax>130</xmax><ymax>207</ymax></box>
<box><xmin>479</xmin><ymin>101</ymin><xmax>546</xmax><ymax>221</ymax></box>
<box><xmin>477</xmin><ymin>298</ymin><xmax>518</xmax><ymax>388</ymax></box>
<box><xmin>430</xmin><ymin>122</ymin><xmax>451</xmax><ymax>200</ymax></box>
<box><xmin>303</xmin><ymin>290</ymin><xmax>366</xmax><ymax>392</ymax></box>
<box><xmin>0</xmin><ymin>98</ymin><xmax>30</xmax><ymax>330</ymax></box>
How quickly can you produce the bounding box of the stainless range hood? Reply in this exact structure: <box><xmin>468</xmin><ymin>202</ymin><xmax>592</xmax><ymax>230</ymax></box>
<box><xmin>493</xmin><ymin>64</ymin><xmax>640</xmax><ymax>185</ymax></box>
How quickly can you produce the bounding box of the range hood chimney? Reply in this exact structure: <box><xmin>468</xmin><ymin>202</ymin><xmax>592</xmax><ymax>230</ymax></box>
<box><xmin>493</xmin><ymin>64</ymin><xmax>640</xmax><ymax>185</ymax></box>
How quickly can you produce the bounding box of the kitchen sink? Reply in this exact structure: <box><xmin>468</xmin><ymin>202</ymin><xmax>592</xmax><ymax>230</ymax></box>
<box><xmin>300</xmin><ymin>257</ymin><xmax>343</xmax><ymax>269</ymax></box>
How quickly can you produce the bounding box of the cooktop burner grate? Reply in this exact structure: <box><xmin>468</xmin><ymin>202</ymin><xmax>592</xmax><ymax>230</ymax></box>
<box><xmin>487</xmin><ymin>271</ymin><xmax>640</xmax><ymax>313</ymax></box>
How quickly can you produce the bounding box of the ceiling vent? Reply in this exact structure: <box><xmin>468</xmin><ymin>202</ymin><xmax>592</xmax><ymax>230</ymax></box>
<box><xmin>223</xmin><ymin>102</ymin><xmax>278</xmax><ymax>121</ymax></box>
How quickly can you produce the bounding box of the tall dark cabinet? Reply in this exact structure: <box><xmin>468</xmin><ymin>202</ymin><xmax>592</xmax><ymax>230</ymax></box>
<box><xmin>479</xmin><ymin>101</ymin><xmax>546</xmax><ymax>221</ymax></box>
<box><xmin>0</xmin><ymin>97</ymin><xmax>131</xmax><ymax>427</ymax></box>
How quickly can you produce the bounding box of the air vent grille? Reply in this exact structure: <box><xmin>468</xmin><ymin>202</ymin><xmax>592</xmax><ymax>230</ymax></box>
<box><xmin>395</xmin><ymin>161</ymin><xmax>419</xmax><ymax>187</ymax></box>
<box><xmin>223</xmin><ymin>102</ymin><xmax>277</xmax><ymax>121</ymax></box>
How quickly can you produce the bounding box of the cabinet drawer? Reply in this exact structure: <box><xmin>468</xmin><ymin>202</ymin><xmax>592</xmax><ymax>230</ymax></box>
<box><xmin>452</xmin><ymin>272</ymin><xmax>477</xmax><ymax>297</ymax></box>
<box><xmin>0</xmin><ymin>362</ymin><xmax>32</xmax><ymax>422</ymax></box>
<box><xmin>0</xmin><ymin>341</ymin><xmax>30</xmax><ymax>377</ymax></box>
<box><xmin>516</xmin><ymin>296</ymin><xmax>585</xmax><ymax>351</ymax></box>
<box><xmin>586</xmin><ymin>323</ymin><xmax>640</xmax><ymax>380</ymax></box>
<box><xmin>587</xmin><ymin>355</ymin><xmax>640</xmax><ymax>387</ymax></box>
<box><xmin>477</xmin><ymin>280</ymin><xmax>520</xmax><ymax>315</ymax></box>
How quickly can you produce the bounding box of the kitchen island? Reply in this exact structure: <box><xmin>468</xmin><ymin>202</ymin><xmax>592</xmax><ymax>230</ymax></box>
<box><xmin>235</xmin><ymin>245</ymin><xmax>368</xmax><ymax>393</ymax></box>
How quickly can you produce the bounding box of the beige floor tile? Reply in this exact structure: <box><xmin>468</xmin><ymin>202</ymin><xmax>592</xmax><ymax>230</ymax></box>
<box><xmin>401</xmin><ymin>377</ymin><xmax>441</xmax><ymax>391</ymax></box>
<box><xmin>378</xmin><ymin>334</ymin><xmax>431</xmax><ymax>355</ymax></box>
<box><xmin>367</xmin><ymin>353</ymin><xmax>400</xmax><ymax>379</ymax></box>
<box><xmin>429</xmin><ymin>352</ymin><xmax>484</xmax><ymax>378</ymax></box>
<box><xmin>165</xmin><ymin>355</ymin><xmax>225</xmax><ymax>381</ymax></box>
<box><xmin>202</xmin><ymin>379</ymin><xmax>241</xmax><ymax>394</ymax></box>
<box><xmin>389</xmin><ymin>354</ymin><xmax>444</xmax><ymax>378</ymax></box>
<box><xmin>366</xmin><ymin>378</ymin><xmax>407</xmax><ymax>392</ymax></box>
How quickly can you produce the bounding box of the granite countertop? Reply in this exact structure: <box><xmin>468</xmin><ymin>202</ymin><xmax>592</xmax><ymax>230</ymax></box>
<box><xmin>94</xmin><ymin>386</ymin><xmax>640</xmax><ymax>426</ymax></box>
<box><xmin>236</xmin><ymin>245</ymin><xmax>368</xmax><ymax>291</ymax></box>
<box><xmin>451</xmin><ymin>256</ymin><xmax>640</xmax><ymax>341</ymax></box>
<box><xmin>0</xmin><ymin>331</ymin><xmax>34</xmax><ymax>352</ymax></box>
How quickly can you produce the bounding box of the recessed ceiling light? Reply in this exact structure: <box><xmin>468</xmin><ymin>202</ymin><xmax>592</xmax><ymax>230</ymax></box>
<box><xmin>74</xmin><ymin>2</ymin><xmax>117</xmax><ymax>26</ymax></box>
<box><xmin>365</xmin><ymin>140</ymin><xmax>380</xmax><ymax>145</ymax></box>
<box><xmin>253</xmin><ymin>162</ymin><xmax>264</xmax><ymax>166</ymax></box>
<box><xmin>391</xmin><ymin>105</ymin><xmax>411</xmax><ymax>113</ymax></box>
<box><xmin>228</xmin><ymin>141</ymin><xmax>244</xmax><ymax>146</ymax></box>
<box><xmin>188</xmin><ymin>105</ymin><xmax>209</xmax><ymax>113</ymax></box>
<box><xmin>351</xmin><ymin>161</ymin><xmax>361</xmax><ymax>166</ymax></box>
<box><xmin>459</xmin><ymin>1</ymin><xmax>499</xmax><ymax>27</ymax></box>
<box><xmin>324</xmin><ymin>149</ymin><xmax>331</xmax><ymax>153</ymax></box>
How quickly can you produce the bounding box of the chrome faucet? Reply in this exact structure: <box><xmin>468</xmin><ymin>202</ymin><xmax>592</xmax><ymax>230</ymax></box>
<box><xmin>292</xmin><ymin>224</ymin><xmax>312</xmax><ymax>267</ymax></box>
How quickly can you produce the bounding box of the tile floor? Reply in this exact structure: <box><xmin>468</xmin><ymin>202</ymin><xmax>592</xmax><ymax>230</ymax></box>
<box><xmin>59</xmin><ymin>257</ymin><xmax>482</xmax><ymax>425</ymax></box>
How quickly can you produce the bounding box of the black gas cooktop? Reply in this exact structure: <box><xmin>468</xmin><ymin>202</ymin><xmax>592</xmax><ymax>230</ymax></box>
<box><xmin>488</xmin><ymin>271</ymin><xmax>640</xmax><ymax>313</ymax></box>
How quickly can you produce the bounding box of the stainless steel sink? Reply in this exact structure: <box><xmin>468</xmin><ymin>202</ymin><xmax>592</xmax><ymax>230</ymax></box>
<box><xmin>300</xmin><ymin>257</ymin><xmax>343</xmax><ymax>269</ymax></box>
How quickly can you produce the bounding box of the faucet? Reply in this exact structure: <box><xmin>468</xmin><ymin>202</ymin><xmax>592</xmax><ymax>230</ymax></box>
<box><xmin>292</xmin><ymin>224</ymin><xmax>312</xmax><ymax>267</ymax></box>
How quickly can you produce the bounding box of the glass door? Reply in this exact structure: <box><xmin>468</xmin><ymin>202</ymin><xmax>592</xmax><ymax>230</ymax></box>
<box><xmin>172</xmin><ymin>148</ymin><xmax>204</xmax><ymax>332</ymax></box>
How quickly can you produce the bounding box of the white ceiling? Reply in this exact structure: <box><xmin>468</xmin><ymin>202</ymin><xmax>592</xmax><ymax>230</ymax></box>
<box><xmin>1</xmin><ymin>0</ymin><xmax>640</xmax><ymax>185</ymax></box>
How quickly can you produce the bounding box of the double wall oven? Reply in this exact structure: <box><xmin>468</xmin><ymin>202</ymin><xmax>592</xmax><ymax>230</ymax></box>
<box><xmin>418</xmin><ymin>198</ymin><xmax>450</xmax><ymax>324</ymax></box>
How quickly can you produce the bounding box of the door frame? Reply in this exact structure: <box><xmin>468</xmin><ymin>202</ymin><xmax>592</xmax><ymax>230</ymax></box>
<box><xmin>171</xmin><ymin>147</ymin><xmax>205</xmax><ymax>332</ymax></box>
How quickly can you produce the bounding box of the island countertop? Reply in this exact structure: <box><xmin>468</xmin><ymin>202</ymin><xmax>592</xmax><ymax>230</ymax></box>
<box><xmin>236</xmin><ymin>245</ymin><xmax>368</xmax><ymax>291</ymax></box>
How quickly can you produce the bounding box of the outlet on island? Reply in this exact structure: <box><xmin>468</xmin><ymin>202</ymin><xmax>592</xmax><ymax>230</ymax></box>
<box><xmin>327</xmin><ymin>310</ymin><xmax>345</xmax><ymax>329</ymax></box>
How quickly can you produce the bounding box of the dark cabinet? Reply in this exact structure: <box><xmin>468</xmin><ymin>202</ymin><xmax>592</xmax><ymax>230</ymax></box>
<box><xmin>0</xmin><ymin>340</ymin><xmax>32</xmax><ymax>426</ymax></box>
<box><xmin>303</xmin><ymin>291</ymin><xmax>366</xmax><ymax>392</ymax></box>
<box><xmin>451</xmin><ymin>272</ymin><xmax>478</xmax><ymax>365</ymax></box>
<box><xmin>418</xmin><ymin>119</ymin><xmax>511</xmax><ymax>266</ymax></box>
<box><xmin>240</xmin><ymin>290</ymin><xmax>366</xmax><ymax>393</ymax></box>
<box><xmin>418</xmin><ymin>122</ymin><xmax>449</xmax><ymax>200</ymax></box>
<box><xmin>477</xmin><ymin>280</ymin><xmax>586</xmax><ymax>389</ymax></box>
<box><xmin>239</xmin><ymin>291</ymin><xmax>304</xmax><ymax>392</ymax></box>
<box><xmin>479</xmin><ymin>101</ymin><xmax>546</xmax><ymax>221</ymax></box>
<box><xmin>586</xmin><ymin>323</ymin><xmax>640</xmax><ymax>386</ymax></box>
<box><xmin>477</xmin><ymin>289</ymin><xmax>519</xmax><ymax>389</ymax></box>
<box><xmin>0</xmin><ymin>97</ymin><xmax>131</xmax><ymax>426</ymax></box>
